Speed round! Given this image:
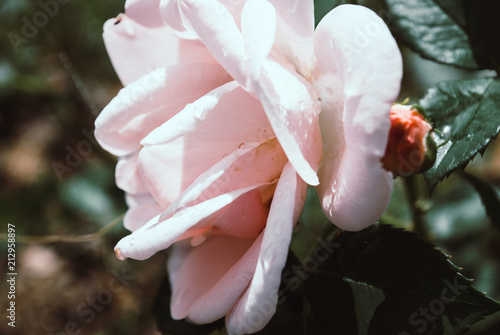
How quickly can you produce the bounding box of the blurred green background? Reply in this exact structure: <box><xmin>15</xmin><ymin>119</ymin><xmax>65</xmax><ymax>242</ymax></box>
<box><xmin>0</xmin><ymin>0</ymin><xmax>499</xmax><ymax>334</ymax></box>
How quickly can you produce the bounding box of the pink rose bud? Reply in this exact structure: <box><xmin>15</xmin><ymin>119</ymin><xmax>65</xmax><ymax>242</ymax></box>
<box><xmin>381</xmin><ymin>104</ymin><xmax>436</xmax><ymax>177</ymax></box>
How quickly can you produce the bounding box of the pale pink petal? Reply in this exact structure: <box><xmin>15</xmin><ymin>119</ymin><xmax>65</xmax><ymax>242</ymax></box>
<box><xmin>241</xmin><ymin>0</ymin><xmax>276</xmax><ymax>83</ymax></box>
<box><xmin>115</xmin><ymin>183</ymin><xmax>271</xmax><ymax>260</ymax></box>
<box><xmin>269</xmin><ymin>0</ymin><xmax>315</xmax><ymax>78</ymax></box>
<box><xmin>169</xmin><ymin>235</ymin><xmax>261</xmax><ymax>322</ymax></box>
<box><xmin>212</xmin><ymin>189</ymin><xmax>268</xmax><ymax>239</ymax></box>
<box><xmin>115</xmin><ymin>151</ymin><xmax>149</xmax><ymax>195</ymax></box>
<box><xmin>313</xmin><ymin>5</ymin><xmax>403</xmax><ymax>230</ymax></box>
<box><xmin>161</xmin><ymin>0</ymin><xmax>247</xmax><ymax>37</ymax></box>
<box><xmin>218</xmin><ymin>0</ymin><xmax>247</xmax><ymax>27</ymax></box>
<box><xmin>159</xmin><ymin>0</ymin><xmax>199</xmax><ymax>40</ymax></box>
<box><xmin>123</xmin><ymin>193</ymin><xmax>163</xmax><ymax>231</ymax></box>
<box><xmin>173</xmin><ymin>184</ymin><xmax>273</xmax><ymax>243</ymax></box>
<box><xmin>226</xmin><ymin>162</ymin><xmax>308</xmax><ymax>334</ymax></box>
<box><xmin>139</xmin><ymin>83</ymin><xmax>277</xmax><ymax>208</ymax></box>
<box><xmin>124</xmin><ymin>202</ymin><xmax>163</xmax><ymax>232</ymax></box>
<box><xmin>165</xmin><ymin>0</ymin><xmax>277</xmax><ymax>87</ymax></box>
<box><xmin>152</xmin><ymin>138</ymin><xmax>287</xmax><ymax>217</ymax></box>
<box><xmin>124</xmin><ymin>0</ymin><xmax>163</xmax><ymax>27</ymax></box>
<box><xmin>125</xmin><ymin>192</ymin><xmax>157</xmax><ymax>207</ymax></box>
<box><xmin>95</xmin><ymin>65</ymin><xmax>230</xmax><ymax>156</ymax></box>
<box><xmin>176</xmin><ymin>0</ymin><xmax>247</xmax><ymax>84</ymax></box>
<box><xmin>103</xmin><ymin>13</ymin><xmax>219</xmax><ymax>86</ymax></box>
<box><xmin>254</xmin><ymin>60</ymin><xmax>322</xmax><ymax>186</ymax></box>
<box><xmin>141</xmin><ymin>82</ymin><xmax>272</xmax><ymax>146</ymax></box>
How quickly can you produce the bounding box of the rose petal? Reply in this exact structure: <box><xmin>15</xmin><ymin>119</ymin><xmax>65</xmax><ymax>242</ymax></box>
<box><xmin>124</xmin><ymin>0</ymin><xmax>163</xmax><ymax>27</ymax></box>
<box><xmin>115</xmin><ymin>183</ymin><xmax>272</xmax><ymax>260</ymax></box>
<box><xmin>254</xmin><ymin>60</ymin><xmax>322</xmax><ymax>186</ymax></box>
<box><xmin>226</xmin><ymin>162</ymin><xmax>307</xmax><ymax>334</ymax></box>
<box><xmin>141</xmin><ymin>82</ymin><xmax>272</xmax><ymax>146</ymax></box>
<box><xmin>124</xmin><ymin>202</ymin><xmax>163</xmax><ymax>232</ymax></box>
<box><xmin>173</xmin><ymin>183</ymin><xmax>274</xmax><ymax>243</ymax></box>
<box><xmin>95</xmin><ymin>65</ymin><xmax>230</xmax><ymax>156</ymax></box>
<box><xmin>151</xmin><ymin>137</ymin><xmax>287</xmax><ymax>217</ymax></box>
<box><xmin>103</xmin><ymin>13</ymin><xmax>220</xmax><ymax>86</ymax></box>
<box><xmin>169</xmin><ymin>234</ymin><xmax>261</xmax><ymax>322</ymax></box>
<box><xmin>123</xmin><ymin>193</ymin><xmax>163</xmax><ymax>231</ymax></box>
<box><xmin>159</xmin><ymin>0</ymin><xmax>200</xmax><ymax>40</ymax></box>
<box><xmin>269</xmin><ymin>0</ymin><xmax>314</xmax><ymax>78</ymax></box>
<box><xmin>241</xmin><ymin>0</ymin><xmax>277</xmax><ymax>83</ymax></box>
<box><xmin>212</xmin><ymin>188</ymin><xmax>268</xmax><ymax>239</ymax></box>
<box><xmin>139</xmin><ymin>82</ymin><xmax>278</xmax><ymax>208</ymax></box>
<box><xmin>313</xmin><ymin>4</ymin><xmax>403</xmax><ymax>230</ymax></box>
<box><xmin>177</xmin><ymin>0</ymin><xmax>247</xmax><ymax>84</ymax></box>
<box><xmin>115</xmin><ymin>151</ymin><xmax>149</xmax><ymax>195</ymax></box>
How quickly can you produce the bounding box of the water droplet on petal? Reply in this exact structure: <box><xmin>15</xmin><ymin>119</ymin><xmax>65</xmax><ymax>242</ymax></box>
<box><xmin>331</xmin><ymin>179</ymin><xmax>338</xmax><ymax>193</ymax></box>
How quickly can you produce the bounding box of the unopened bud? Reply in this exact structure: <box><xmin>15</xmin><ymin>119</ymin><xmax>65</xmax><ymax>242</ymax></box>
<box><xmin>381</xmin><ymin>104</ymin><xmax>436</xmax><ymax>177</ymax></box>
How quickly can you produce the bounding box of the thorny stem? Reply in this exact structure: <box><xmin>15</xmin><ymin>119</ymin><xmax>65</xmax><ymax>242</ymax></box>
<box><xmin>0</xmin><ymin>214</ymin><xmax>124</xmax><ymax>244</ymax></box>
<box><xmin>404</xmin><ymin>175</ymin><xmax>431</xmax><ymax>241</ymax></box>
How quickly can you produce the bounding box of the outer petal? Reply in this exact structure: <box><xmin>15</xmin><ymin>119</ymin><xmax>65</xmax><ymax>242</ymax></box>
<box><xmin>123</xmin><ymin>193</ymin><xmax>163</xmax><ymax>231</ymax></box>
<box><xmin>169</xmin><ymin>234</ymin><xmax>262</xmax><ymax>323</ymax></box>
<box><xmin>95</xmin><ymin>65</ymin><xmax>230</xmax><ymax>156</ymax></box>
<box><xmin>115</xmin><ymin>183</ymin><xmax>272</xmax><ymax>260</ymax></box>
<box><xmin>115</xmin><ymin>151</ymin><xmax>149</xmax><ymax>195</ymax></box>
<box><xmin>103</xmin><ymin>13</ymin><xmax>221</xmax><ymax>86</ymax></box>
<box><xmin>226</xmin><ymin>162</ymin><xmax>307</xmax><ymax>334</ymax></box>
<box><xmin>124</xmin><ymin>202</ymin><xmax>163</xmax><ymax>232</ymax></box>
<box><xmin>254</xmin><ymin>60</ymin><xmax>322</xmax><ymax>186</ymax></box>
<box><xmin>313</xmin><ymin>5</ymin><xmax>403</xmax><ymax>230</ymax></box>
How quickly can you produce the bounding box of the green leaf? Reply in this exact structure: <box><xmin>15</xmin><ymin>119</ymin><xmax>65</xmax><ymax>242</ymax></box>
<box><xmin>306</xmin><ymin>224</ymin><xmax>500</xmax><ymax>334</ymax></box>
<box><xmin>459</xmin><ymin>171</ymin><xmax>500</xmax><ymax>230</ymax></box>
<box><xmin>420</xmin><ymin>78</ymin><xmax>500</xmax><ymax>191</ymax></box>
<box><xmin>292</xmin><ymin>187</ymin><xmax>337</xmax><ymax>263</ymax></box>
<box><xmin>384</xmin><ymin>0</ymin><xmax>479</xmax><ymax>69</ymax></box>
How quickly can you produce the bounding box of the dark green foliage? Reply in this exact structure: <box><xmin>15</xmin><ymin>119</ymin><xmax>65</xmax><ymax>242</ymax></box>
<box><xmin>419</xmin><ymin>78</ymin><xmax>500</xmax><ymax>191</ymax></box>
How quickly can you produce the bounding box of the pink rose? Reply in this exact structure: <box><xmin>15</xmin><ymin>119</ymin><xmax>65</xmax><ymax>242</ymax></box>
<box><xmin>95</xmin><ymin>0</ymin><xmax>402</xmax><ymax>333</ymax></box>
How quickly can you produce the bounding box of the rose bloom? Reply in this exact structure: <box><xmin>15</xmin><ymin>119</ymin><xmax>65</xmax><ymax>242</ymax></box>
<box><xmin>95</xmin><ymin>0</ymin><xmax>402</xmax><ymax>333</ymax></box>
